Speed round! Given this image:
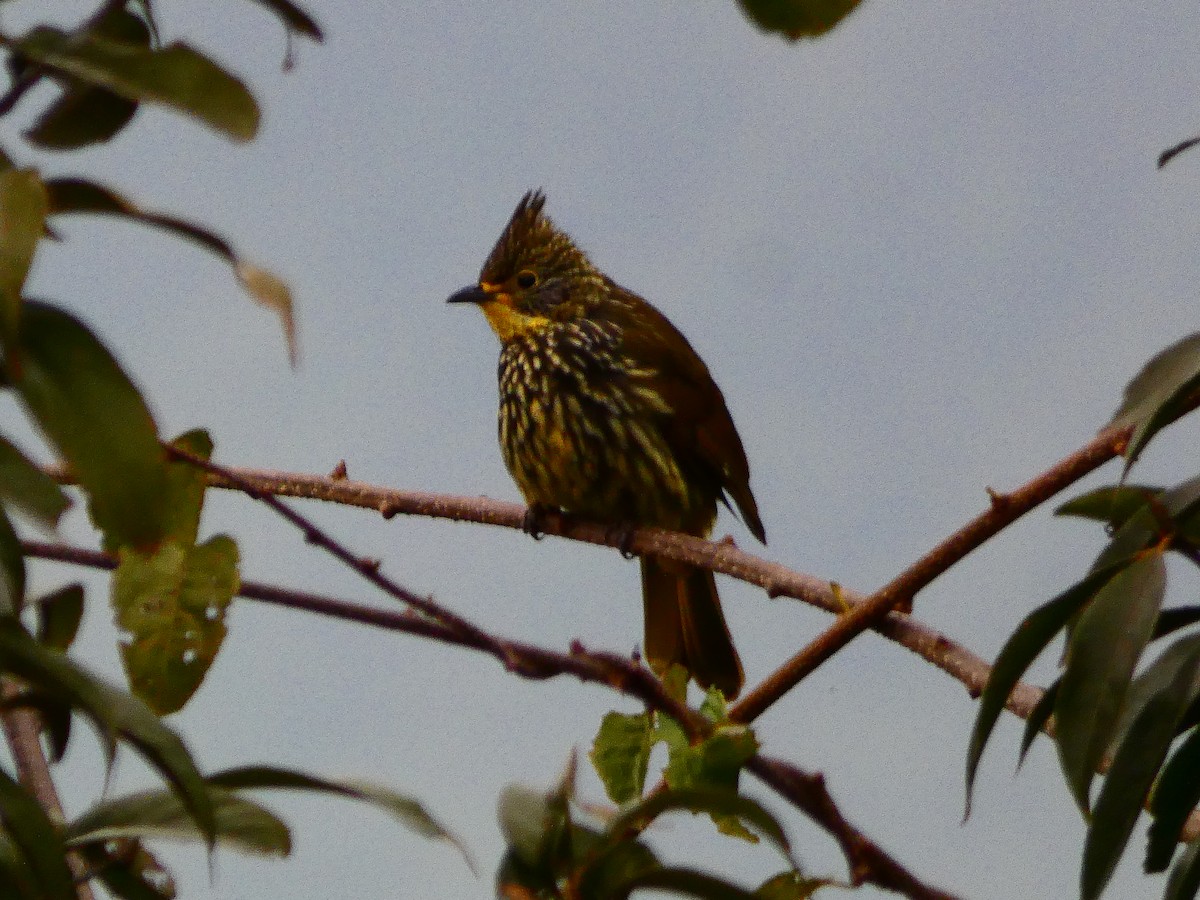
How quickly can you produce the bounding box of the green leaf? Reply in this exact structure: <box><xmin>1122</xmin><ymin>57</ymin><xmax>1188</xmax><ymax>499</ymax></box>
<box><xmin>77</xmin><ymin>840</ymin><xmax>176</xmax><ymax>899</ymax></box>
<box><xmin>0</xmin><ymin>435</ymin><xmax>69</xmax><ymax>530</ymax></box>
<box><xmin>34</xmin><ymin>584</ymin><xmax>82</xmax><ymax>652</ymax></box>
<box><xmin>15</xmin><ymin>302</ymin><xmax>168</xmax><ymax>549</ymax></box>
<box><xmin>1082</xmin><ymin>478</ymin><xmax>1200</xmax><ymax>574</ymax></box>
<box><xmin>606</xmin><ymin>787</ymin><xmax>794</xmax><ymax>867</ymax></box>
<box><xmin>1111</xmin><ymin>333</ymin><xmax>1200</xmax><ymax>476</ymax></box>
<box><xmin>16</xmin><ymin>27</ymin><xmax>258</xmax><ymax>141</ymax></box>
<box><xmin>245</xmin><ymin>0</ymin><xmax>324</xmax><ymax>40</ymax></box>
<box><xmin>577</xmin><ymin>837</ymin><xmax>660</xmax><ymax>900</ymax></box>
<box><xmin>1112</xmin><ymin>631</ymin><xmax>1200</xmax><ymax>752</ymax></box>
<box><xmin>25</xmin><ymin>8</ymin><xmax>149</xmax><ymax>150</ymax></box>
<box><xmin>1166</xmin><ymin>839</ymin><xmax>1200</xmax><ymax>900</ymax></box>
<box><xmin>1082</xmin><ymin>638</ymin><xmax>1200</xmax><ymax>900</ymax></box>
<box><xmin>206</xmin><ymin>765</ymin><xmax>472</xmax><ymax>869</ymax></box>
<box><xmin>0</xmin><ymin>169</ymin><xmax>47</xmax><ymax>354</ymax></box>
<box><xmin>0</xmin><ymin>831</ymin><xmax>41</xmax><ymax>899</ymax></box>
<box><xmin>591</xmin><ymin>711</ymin><xmax>654</xmax><ymax>804</ymax></box>
<box><xmin>700</xmin><ymin>685</ymin><xmax>730</xmax><ymax>722</ymax></box>
<box><xmin>115</xmin><ymin>536</ymin><xmax>239</xmax><ymax>714</ymax></box>
<box><xmin>1149</xmin><ymin>723</ymin><xmax>1200</xmax><ymax>873</ymax></box>
<box><xmin>617</xmin><ymin>865</ymin><xmax>760</xmax><ymax>899</ymax></box>
<box><xmin>1018</xmin><ymin>678</ymin><xmax>1059</xmax><ymax>768</ymax></box>
<box><xmin>755</xmin><ymin>871</ymin><xmax>827</xmax><ymax>899</ymax></box>
<box><xmin>1154</xmin><ymin>607</ymin><xmax>1200</xmax><ymax>642</ymax></box>
<box><xmin>1163</xmin><ymin>476</ymin><xmax>1200</xmax><ymax>534</ymax></box>
<box><xmin>0</xmin><ymin>768</ymin><xmax>75</xmax><ymax>899</ymax></box>
<box><xmin>0</xmin><ymin>620</ymin><xmax>214</xmax><ymax>842</ymax></box>
<box><xmin>69</xmin><ymin>785</ymin><xmax>289</xmax><ymax>856</ymax></box>
<box><xmin>663</xmin><ymin>727</ymin><xmax>759</xmax><ymax>841</ymax></box>
<box><xmin>736</xmin><ymin>0</ymin><xmax>862</xmax><ymax>39</ymax></box>
<box><xmin>26</xmin><ymin>81</ymin><xmax>138</xmax><ymax>150</ymax></box>
<box><xmin>0</xmin><ymin>506</ymin><xmax>24</xmax><ymax>617</ymax></box>
<box><xmin>1056</xmin><ymin>484</ymin><xmax>1162</xmax><ymax>529</ymax></box>
<box><xmin>45</xmin><ymin>180</ymin><xmax>298</xmax><ymax>364</ymax></box>
<box><xmin>652</xmin><ymin>707</ymin><xmax>690</xmax><ymax>754</ymax></box>
<box><xmin>497</xmin><ymin>784</ymin><xmax>554</xmax><ymax>869</ymax></box>
<box><xmin>965</xmin><ymin>562</ymin><xmax>1131</xmax><ymax>812</ymax></box>
<box><xmin>1094</xmin><ymin>506</ymin><xmax>1160</xmax><ymax>570</ymax></box>
<box><xmin>45</xmin><ymin>178</ymin><xmax>235</xmax><ymax>256</ymax></box>
<box><xmin>160</xmin><ymin>429</ymin><xmax>212</xmax><ymax>546</ymax></box>
<box><xmin>1056</xmin><ymin>553</ymin><xmax>1167</xmax><ymax>812</ymax></box>
<box><xmin>664</xmin><ymin>727</ymin><xmax>758</xmax><ymax>792</ymax></box>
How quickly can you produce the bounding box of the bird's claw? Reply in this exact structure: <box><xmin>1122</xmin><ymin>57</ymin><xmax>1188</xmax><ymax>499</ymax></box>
<box><xmin>523</xmin><ymin>504</ymin><xmax>550</xmax><ymax>540</ymax></box>
<box><xmin>605</xmin><ymin>523</ymin><xmax>637</xmax><ymax>559</ymax></box>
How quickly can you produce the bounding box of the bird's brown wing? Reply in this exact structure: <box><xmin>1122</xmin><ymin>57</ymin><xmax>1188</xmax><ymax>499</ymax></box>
<box><xmin>604</xmin><ymin>280</ymin><xmax>766</xmax><ymax>543</ymax></box>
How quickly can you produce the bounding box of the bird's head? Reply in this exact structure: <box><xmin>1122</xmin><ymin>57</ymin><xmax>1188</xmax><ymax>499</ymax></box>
<box><xmin>447</xmin><ymin>191</ymin><xmax>604</xmax><ymax>341</ymax></box>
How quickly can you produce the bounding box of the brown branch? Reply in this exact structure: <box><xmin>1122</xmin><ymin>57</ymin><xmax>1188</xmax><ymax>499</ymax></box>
<box><xmin>165</xmin><ymin>461</ymin><xmax>1060</xmax><ymax>728</ymax></box>
<box><xmin>727</xmin><ymin>423</ymin><xmax>1131</xmax><ymax>724</ymax></box>
<box><xmin>748</xmin><ymin>756</ymin><xmax>959</xmax><ymax>900</ymax></box>
<box><xmin>0</xmin><ymin>678</ymin><xmax>96</xmax><ymax>899</ymax></box>
<box><xmin>23</xmin><ymin>539</ymin><xmax>956</xmax><ymax>900</ymax></box>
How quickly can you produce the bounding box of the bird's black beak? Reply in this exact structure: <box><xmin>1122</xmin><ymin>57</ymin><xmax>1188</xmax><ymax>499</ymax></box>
<box><xmin>447</xmin><ymin>284</ymin><xmax>489</xmax><ymax>305</ymax></box>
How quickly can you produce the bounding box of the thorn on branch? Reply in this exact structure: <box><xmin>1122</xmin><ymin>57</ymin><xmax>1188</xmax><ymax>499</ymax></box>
<box><xmin>378</xmin><ymin>500</ymin><xmax>399</xmax><ymax>519</ymax></box>
<box><xmin>985</xmin><ymin>487</ymin><xmax>1010</xmax><ymax>509</ymax></box>
<box><xmin>360</xmin><ymin>557</ymin><xmax>381</xmax><ymax>573</ymax></box>
<box><xmin>330</xmin><ymin>460</ymin><xmax>348</xmax><ymax>480</ymax></box>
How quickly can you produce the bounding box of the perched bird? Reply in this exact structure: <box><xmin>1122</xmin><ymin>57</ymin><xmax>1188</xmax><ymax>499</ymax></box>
<box><xmin>448</xmin><ymin>191</ymin><xmax>765</xmax><ymax>698</ymax></box>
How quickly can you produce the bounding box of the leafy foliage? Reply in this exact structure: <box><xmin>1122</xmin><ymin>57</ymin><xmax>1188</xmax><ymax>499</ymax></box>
<box><xmin>0</xmin><ymin>2</ymin><xmax>465</xmax><ymax>897</ymax></box>
<box><xmin>497</xmin><ymin>755</ymin><xmax>801</xmax><ymax>899</ymax></box>
<box><xmin>736</xmin><ymin>0</ymin><xmax>863</xmax><ymax>39</ymax></box>
<box><xmin>972</xmin><ymin>339</ymin><xmax>1200</xmax><ymax>900</ymax></box>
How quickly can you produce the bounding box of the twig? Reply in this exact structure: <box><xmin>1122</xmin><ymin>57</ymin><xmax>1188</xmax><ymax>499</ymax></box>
<box><xmin>0</xmin><ymin>678</ymin><xmax>96</xmax><ymax>900</ymax></box>
<box><xmin>22</xmin><ymin>539</ymin><xmax>956</xmax><ymax>899</ymax></box>
<box><xmin>748</xmin><ymin>756</ymin><xmax>959</xmax><ymax>900</ymax></box>
<box><xmin>727</xmin><ymin>423</ymin><xmax>1131</xmax><ymax>724</ymax></box>
<box><xmin>142</xmin><ymin>462</ymin><xmax>1071</xmax><ymax>726</ymax></box>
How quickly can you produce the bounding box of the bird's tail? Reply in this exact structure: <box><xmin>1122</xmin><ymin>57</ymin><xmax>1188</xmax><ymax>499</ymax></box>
<box><xmin>641</xmin><ymin>557</ymin><xmax>744</xmax><ymax>699</ymax></box>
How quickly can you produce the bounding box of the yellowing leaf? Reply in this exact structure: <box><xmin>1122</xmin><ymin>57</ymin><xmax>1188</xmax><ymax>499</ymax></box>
<box><xmin>114</xmin><ymin>536</ymin><xmax>239</xmax><ymax>714</ymax></box>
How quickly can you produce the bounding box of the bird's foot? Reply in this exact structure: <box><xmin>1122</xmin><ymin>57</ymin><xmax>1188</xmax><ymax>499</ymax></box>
<box><xmin>523</xmin><ymin>503</ymin><xmax>553</xmax><ymax>540</ymax></box>
<box><xmin>604</xmin><ymin>522</ymin><xmax>638</xmax><ymax>559</ymax></box>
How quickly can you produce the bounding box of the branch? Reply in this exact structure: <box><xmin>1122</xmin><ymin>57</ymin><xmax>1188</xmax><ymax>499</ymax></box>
<box><xmin>728</xmin><ymin>422</ymin><xmax>1131</xmax><ymax>723</ymax></box>
<box><xmin>23</xmin><ymin>539</ymin><xmax>956</xmax><ymax>900</ymax></box>
<box><xmin>165</xmin><ymin>460</ymin><xmax>1067</xmax><ymax>727</ymax></box>
<box><xmin>0</xmin><ymin>678</ymin><xmax>96</xmax><ymax>899</ymax></box>
<box><xmin>748</xmin><ymin>756</ymin><xmax>959</xmax><ymax>900</ymax></box>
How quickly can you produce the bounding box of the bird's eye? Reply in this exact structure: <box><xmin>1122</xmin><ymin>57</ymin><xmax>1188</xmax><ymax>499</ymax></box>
<box><xmin>515</xmin><ymin>270</ymin><xmax>538</xmax><ymax>289</ymax></box>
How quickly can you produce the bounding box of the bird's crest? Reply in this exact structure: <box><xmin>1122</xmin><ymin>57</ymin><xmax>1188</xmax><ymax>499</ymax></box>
<box><xmin>480</xmin><ymin>190</ymin><xmax>593</xmax><ymax>283</ymax></box>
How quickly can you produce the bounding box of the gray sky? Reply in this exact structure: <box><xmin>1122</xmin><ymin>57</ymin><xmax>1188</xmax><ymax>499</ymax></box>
<box><xmin>5</xmin><ymin>1</ymin><xmax>1200</xmax><ymax>897</ymax></box>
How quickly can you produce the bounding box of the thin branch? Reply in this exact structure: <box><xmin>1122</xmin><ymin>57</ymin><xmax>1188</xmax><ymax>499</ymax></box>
<box><xmin>728</xmin><ymin>423</ymin><xmax>1131</xmax><ymax>724</ymax></box>
<box><xmin>748</xmin><ymin>756</ymin><xmax>959</xmax><ymax>900</ymax></box>
<box><xmin>161</xmin><ymin>459</ymin><xmax>1074</xmax><ymax>726</ymax></box>
<box><xmin>0</xmin><ymin>678</ymin><xmax>96</xmax><ymax>900</ymax></box>
<box><xmin>165</xmin><ymin>447</ymin><xmax>507</xmax><ymax>656</ymax></box>
<box><xmin>23</xmin><ymin>539</ymin><xmax>956</xmax><ymax>900</ymax></box>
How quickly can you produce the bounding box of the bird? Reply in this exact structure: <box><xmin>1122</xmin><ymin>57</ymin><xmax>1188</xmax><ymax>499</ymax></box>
<box><xmin>447</xmin><ymin>191</ymin><xmax>765</xmax><ymax>698</ymax></box>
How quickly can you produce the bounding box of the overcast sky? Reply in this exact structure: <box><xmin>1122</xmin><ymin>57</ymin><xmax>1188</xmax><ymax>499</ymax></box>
<box><xmin>5</xmin><ymin>1</ymin><xmax>1200</xmax><ymax>898</ymax></box>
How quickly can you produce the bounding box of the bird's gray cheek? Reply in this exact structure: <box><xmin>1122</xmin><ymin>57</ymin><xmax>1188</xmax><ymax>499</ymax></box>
<box><xmin>535</xmin><ymin>282</ymin><xmax>571</xmax><ymax>312</ymax></box>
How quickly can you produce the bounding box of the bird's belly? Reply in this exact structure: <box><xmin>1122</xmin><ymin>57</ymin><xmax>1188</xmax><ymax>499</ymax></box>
<box><xmin>498</xmin><ymin>370</ymin><xmax>704</xmax><ymax>531</ymax></box>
